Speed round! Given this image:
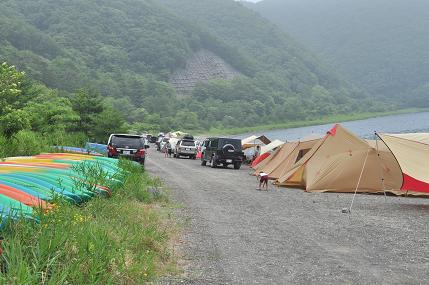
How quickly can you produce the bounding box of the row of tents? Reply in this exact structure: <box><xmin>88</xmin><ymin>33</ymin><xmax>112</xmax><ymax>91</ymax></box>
<box><xmin>250</xmin><ymin>124</ymin><xmax>429</xmax><ymax>196</ymax></box>
<box><xmin>0</xmin><ymin>153</ymin><xmax>123</xmax><ymax>223</ymax></box>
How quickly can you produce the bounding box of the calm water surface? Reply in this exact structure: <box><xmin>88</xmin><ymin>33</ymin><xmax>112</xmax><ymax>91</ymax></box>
<box><xmin>235</xmin><ymin>111</ymin><xmax>429</xmax><ymax>141</ymax></box>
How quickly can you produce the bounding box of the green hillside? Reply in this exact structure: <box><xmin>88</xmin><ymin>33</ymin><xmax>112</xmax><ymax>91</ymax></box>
<box><xmin>0</xmin><ymin>0</ymin><xmax>386</xmax><ymax>137</ymax></box>
<box><xmin>252</xmin><ymin>0</ymin><xmax>429</xmax><ymax>107</ymax></box>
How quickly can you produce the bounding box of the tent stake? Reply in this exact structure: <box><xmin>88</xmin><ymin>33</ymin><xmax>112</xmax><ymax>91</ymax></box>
<box><xmin>348</xmin><ymin>148</ymin><xmax>370</xmax><ymax>213</ymax></box>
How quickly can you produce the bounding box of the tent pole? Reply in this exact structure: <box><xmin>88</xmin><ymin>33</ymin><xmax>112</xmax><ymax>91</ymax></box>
<box><xmin>349</xmin><ymin>148</ymin><xmax>370</xmax><ymax>213</ymax></box>
<box><xmin>375</xmin><ymin>132</ymin><xmax>387</xmax><ymax>200</ymax></box>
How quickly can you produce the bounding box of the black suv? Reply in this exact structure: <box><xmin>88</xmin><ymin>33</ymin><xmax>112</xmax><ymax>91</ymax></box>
<box><xmin>201</xmin><ymin>138</ymin><xmax>244</xmax><ymax>169</ymax></box>
<box><xmin>107</xmin><ymin>134</ymin><xmax>148</xmax><ymax>165</ymax></box>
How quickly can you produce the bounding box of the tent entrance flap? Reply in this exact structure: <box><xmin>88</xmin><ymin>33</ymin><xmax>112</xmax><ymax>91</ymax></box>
<box><xmin>296</xmin><ymin>148</ymin><xmax>311</xmax><ymax>163</ymax></box>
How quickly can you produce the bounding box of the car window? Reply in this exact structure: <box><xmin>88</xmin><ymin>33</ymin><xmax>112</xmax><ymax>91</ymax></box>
<box><xmin>111</xmin><ymin>136</ymin><xmax>144</xmax><ymax>148</ymax></box>
<box><xmin>210</xmin><ymin>139</ymin><xmax>218</xmax><ymax>148</ymax></box>
<box><xmin>181</xmin><ymin>140</ymin><xmax>195</xmax><ymax>147</ymax></box>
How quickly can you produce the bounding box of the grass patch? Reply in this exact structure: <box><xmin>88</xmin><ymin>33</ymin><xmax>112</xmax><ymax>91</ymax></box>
<box><xmin>0</xmin><ymin>130</ymin><xmax>87</xmax><ymax>159</ymax></box>
<box><xmin>0</xmin><ymin>160</ymin><xmax>178</xmax><ymax>284</ymax></box>
<box><xmin>195</xmin><ymin>108</ymin><xmax>429</xmax><ymax>136</ymax></box>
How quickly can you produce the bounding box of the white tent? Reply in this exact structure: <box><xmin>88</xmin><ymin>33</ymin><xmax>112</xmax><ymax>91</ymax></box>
<box><xmin>241</xmin><ymin>135</ymin><xmax>271</xmax><ymax>150</ymax></box>
<box><xmin>260</xmin><ymin>140</ymin><xmax>284</xmax><ymax>155</ymax></box>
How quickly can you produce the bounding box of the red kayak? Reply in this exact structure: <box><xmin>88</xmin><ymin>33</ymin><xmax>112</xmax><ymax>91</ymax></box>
<box><xmin>0</xmin><ymin>184</ymin><xmax>51</xmax><ymax>210</ymax></box>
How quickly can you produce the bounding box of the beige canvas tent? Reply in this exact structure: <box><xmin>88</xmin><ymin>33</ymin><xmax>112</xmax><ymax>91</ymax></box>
<box><xmin>377</xmin><ymin>133</ymin><xmax>429</xmax><ymax>195</ymax></box>
<box><xmin>275</xmin><ymin>138</ymin><xmax>326</xmax><ymax>188</ymax></box>
<box><xmin>269</xmin><ymin>138</ymin><xmax>321</xmax><ymax>180</ymax></box>
<box><xmin>253</xmin><ymin>144</ymin><xmax>284</xmax><ymax>172</ymax></box>
<box><xmin>276</xmin><ymin>124</ymin><xmax>409</xmax><ymax>194</ymax></box>
<box><xmin>384</xmin><ymin>133</ymin><xmax>429</xmax><ymax>144</ymax></box>
<box><xmin>250</xmin><ymin>139</ymin><xmax>285</xmax><ymax>169</ymax></box>
<box><xmin>254</xmin><ymin>142</ymin><xmax>298</xmax><ymax>177</ymax></box>
<box><xmin>254</xmin><ymin>137</ymin><xmax>321</xmax><ymax>180</ymax></box>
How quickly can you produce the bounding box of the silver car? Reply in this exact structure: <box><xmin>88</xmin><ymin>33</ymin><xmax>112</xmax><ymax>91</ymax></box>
<box><xmin>174</xmin><ymin>139</ymin><xmax>197</xmax><ymax>159</ymax></box>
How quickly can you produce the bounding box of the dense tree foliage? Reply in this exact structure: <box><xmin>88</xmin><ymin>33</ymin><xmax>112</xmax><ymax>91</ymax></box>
<box><xmin>250</xmin><ymin>0</ymin><xmax>429</xmax><ymax>107</ymax></box>
<box><xmin>0</xmin><ymin>62</ymin><xmax>29</xmax><ymax>137</ymax></box>
<box><xmin>0</xmin><ymin>0</ymin><xmax>390</xmax><ymax>136</ymax></box>
<box><xmin>0</xmin><ymin>63</ymin><xmax>123</xmax><ymax>142</ymax></box>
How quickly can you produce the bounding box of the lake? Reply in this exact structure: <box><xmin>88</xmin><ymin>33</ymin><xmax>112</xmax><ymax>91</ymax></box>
<box><xmin>236</xmin><ymin>111</ymin><xmax>429</xmax><ymax>141</ymax></box>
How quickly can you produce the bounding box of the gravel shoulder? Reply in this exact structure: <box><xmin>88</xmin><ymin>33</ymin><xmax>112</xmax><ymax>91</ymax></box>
<box><xmin>146</xmin><ymin>148</ymin><xmax>429</xmax><ymax>285</ymax></box>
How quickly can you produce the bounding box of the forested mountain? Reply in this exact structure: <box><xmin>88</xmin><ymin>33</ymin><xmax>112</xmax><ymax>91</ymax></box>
<box><xmin>251</xmin><ymin>0</ymin><xmax>429</xmax><ymax>107</ymax></box>
<box><xmin>0</xmin><ymin>0</ymin><xmax>387</xmax><ymax>135</ymax></box>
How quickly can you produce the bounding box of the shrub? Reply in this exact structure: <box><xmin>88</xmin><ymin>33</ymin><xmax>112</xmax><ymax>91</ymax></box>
<box><xmin>0</xmin><ymin>160</ymin><xmax>176</xmax><ymax>283</ymax></box>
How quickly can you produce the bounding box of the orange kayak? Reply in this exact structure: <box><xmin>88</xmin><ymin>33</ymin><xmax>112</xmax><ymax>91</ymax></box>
<box><xmin>0</xmin><ymin>184</ymin><xmax>51</xmax><ymax>210</ymax></box>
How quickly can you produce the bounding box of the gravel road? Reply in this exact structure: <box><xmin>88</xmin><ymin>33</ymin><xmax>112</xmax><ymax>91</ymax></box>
<box><xmin>146</xmin><ymin>148</ymin><xmax>429</xmax><ymax>285</ymax></box>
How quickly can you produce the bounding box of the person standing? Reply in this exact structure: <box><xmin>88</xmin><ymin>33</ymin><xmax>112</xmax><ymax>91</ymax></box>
<box><xmin>255</xmin><ymin>145</ymin><xmax>261</xmax><ymax>157</ymax></box>
<box><xmin>163</xmin><ymin>141</ymin><xmax>169</xmax><ymax>158</ymax></box>
<box><xmin>164</xmin><ymin>141</ymin><xmax>172</xmax><ymax>158</ymax></box>
<box><xmin>252</xmin><ymin>145</ymin><xmax>261</xmax><ymax>163</ymax></box>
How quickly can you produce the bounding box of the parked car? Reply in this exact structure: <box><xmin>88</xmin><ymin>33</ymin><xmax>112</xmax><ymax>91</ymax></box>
<box><xmin>148</xmin><ymin>134</ymin><xmax>157</xmax><ymax>143</ymax></box>
<box><xmin>182</xmin><ymin>134</ymin><xmax>194</xmax><ymax>141</ymax></box>
<box><xmin>107</xmin><ymin>134</ymin><xmax>148</xmax><ymax>165</ymax></box>
<box><xmin>201</xmin><ymin>137</ymin><xmax>244</xmax><ymax>169</ymax></box>
<box><xmin>174</xmin><ymin>139</ymin><xmax>197</xmax><ymax>159</ymax></box>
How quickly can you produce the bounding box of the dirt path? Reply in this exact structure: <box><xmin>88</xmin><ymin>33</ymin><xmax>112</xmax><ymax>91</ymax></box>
<box><xmin>146</xmin><ymin>149</ymin><xmax>429</xmax><ymax>285</ymax></box>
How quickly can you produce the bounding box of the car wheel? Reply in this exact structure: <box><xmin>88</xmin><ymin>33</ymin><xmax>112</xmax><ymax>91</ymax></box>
<box><xmin>233</xmin><ymin>162</ymin><xmax>241</xmax><ymax>170</ymax></box>
<box><xmin>201</xmin><ymin>159</ymin><xmax>207</xmax><ymax>166</ymax></box>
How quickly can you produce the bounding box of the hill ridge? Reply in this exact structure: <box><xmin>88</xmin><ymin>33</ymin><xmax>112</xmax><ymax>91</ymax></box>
<box><xmin>252</xmin><ymin>0</ymin><xmax>429</xmax><ymax>107</ymax></box>
<box><xmin>0</xmin><ymin>0</ymin><xmax>387</xmax><ymax>132</ymax></box>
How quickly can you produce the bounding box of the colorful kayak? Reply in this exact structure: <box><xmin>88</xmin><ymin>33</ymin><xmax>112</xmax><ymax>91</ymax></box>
<box><xmin>0</xmin><ymin>184</ymin><xmax>51</xmax><ymax>209</ymax></box>
<box><xmin>0</xmin><ymin>152</ymin><xmax>124</xmax><ymax>223</ymax></box>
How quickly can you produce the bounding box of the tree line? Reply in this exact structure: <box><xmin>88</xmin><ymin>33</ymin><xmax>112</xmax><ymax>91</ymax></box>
<box><xmin>0</xmin><ymin>0</ymin><xmax>393</xmax><ymax>142</ymax></box>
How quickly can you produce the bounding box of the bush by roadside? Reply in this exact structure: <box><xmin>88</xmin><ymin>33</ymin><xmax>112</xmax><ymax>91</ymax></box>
<box><xmin>0</xmin><ymin>160</ymin><xmax>178</xmax><ymax>284</ymax></box>
<box><xmin>0</xmin><ymin>130</ymin><xmax>87</xmax><ymax>159</ymax></box>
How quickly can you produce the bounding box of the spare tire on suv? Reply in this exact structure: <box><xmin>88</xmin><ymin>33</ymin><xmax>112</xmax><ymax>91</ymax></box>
<box><xmin>222</xmin><ymin>143</ymin><xmax>236</xmax><ymax>153</ymax></box>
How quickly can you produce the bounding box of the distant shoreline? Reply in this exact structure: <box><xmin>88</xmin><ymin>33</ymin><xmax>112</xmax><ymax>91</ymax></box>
<box><xmin>197</xmin><ymin>108</ymin><xmax>429</xmax><ymax>137</ymax></box>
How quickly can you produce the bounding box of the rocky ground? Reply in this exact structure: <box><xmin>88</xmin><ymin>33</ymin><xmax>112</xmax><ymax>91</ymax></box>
<box><xmin>146</xmin><ymin>148</ymin><xmax>429</xmax><ymax>285</ymax></box>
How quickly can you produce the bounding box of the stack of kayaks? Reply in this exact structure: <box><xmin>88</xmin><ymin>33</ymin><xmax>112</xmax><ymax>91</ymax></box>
<box><xmin>54</xmin><ymin>146</ymin><xmax>103</xmax><ymax>156</ymax></box>
<box><xmin>0</xmin><ymin>153</ymin><xmax>123</xmax><ymax>224</ymax></box>
<box><xmin>85</xmin><ymin>143</ymin><xmax>108</xmax><ymax>155</ymax></box>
